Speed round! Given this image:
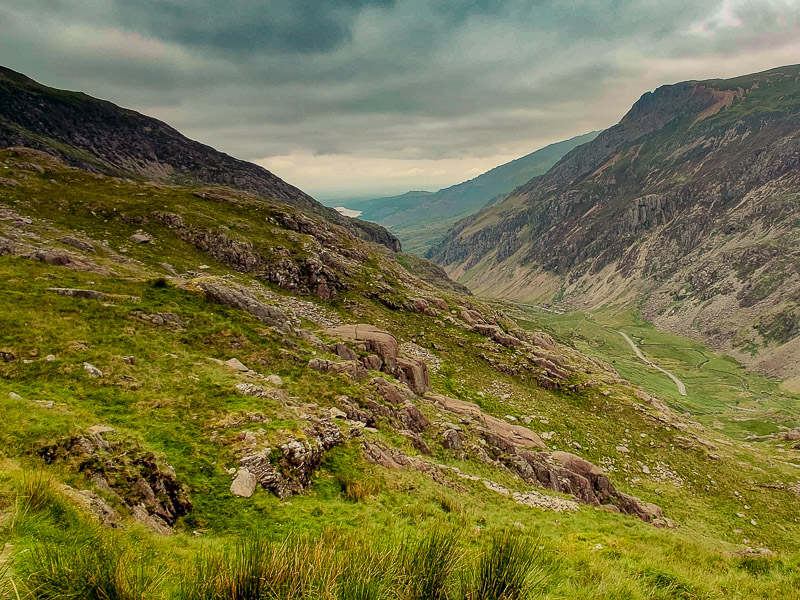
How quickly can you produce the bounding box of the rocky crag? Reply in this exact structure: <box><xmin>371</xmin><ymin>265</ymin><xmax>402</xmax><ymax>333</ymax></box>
<box><xmin>429</xmin><ymin>65</ymin><xmax>800</xmax><ymax>377</ymax></box>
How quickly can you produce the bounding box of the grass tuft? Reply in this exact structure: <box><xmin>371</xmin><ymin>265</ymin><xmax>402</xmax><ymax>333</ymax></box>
<box><xmin>18</xmin><ymin>470</ymin><xmax>54</xmax><ymax>513</ymax></box>
<box><xmin>461</xmin><ymin>530</ymin><xmax>543</xmax><ymax>600</ymax></box>
<box><xmin>337</xmin><ymin>474</ymin><xmax>379</xmax><ymax>502</ymax></box>
<box><xmin>401</xmin><ymin>527</ymin><xmax>461</xmax><ymax>600</ymax></box>
<box><xmin>20</xmin><ymin>536</ymin><xmax>158</xmax><ymax>600</ymax></box>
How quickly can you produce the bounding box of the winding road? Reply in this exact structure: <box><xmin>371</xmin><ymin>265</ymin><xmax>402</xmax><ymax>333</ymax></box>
<box><xmin>618</xmin><ymin>331</ymin><xmax>687</xmax><ymax>396</ymax></box>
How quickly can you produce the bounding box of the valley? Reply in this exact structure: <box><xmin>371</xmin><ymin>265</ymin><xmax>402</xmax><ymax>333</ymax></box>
<box><xmin>1</xmin><ymin>63</ymin><xmax>800</xmax><ymax>600</ymax></box>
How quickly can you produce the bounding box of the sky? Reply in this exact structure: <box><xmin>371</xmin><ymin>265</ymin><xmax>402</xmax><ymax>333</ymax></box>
<box><xmin>3</xmin><ymin>1</ymin><xmax>800</xmax><ymax>198</ymax></box>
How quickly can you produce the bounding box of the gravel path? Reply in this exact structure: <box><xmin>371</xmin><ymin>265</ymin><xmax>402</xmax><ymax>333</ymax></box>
<box><xmin>619</xmin><ymin>331</ymin><xmax>687</xmax><ymax>396</ymax></box>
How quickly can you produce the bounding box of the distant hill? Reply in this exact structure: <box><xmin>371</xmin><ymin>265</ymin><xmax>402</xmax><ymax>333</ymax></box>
<box><xmin>335</xmin><ymin>131</ymin><xmax>599</xmax><ymax>254</ymax></box>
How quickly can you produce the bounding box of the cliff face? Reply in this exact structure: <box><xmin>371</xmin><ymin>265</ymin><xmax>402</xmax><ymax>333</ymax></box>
<box><xmin>429</xmin><ymin>65</ymin><xmax>800</xmax><ymax>376</ymax></box>
<box><xmin>0</xmin><ymin>66</ymin><xmax>400</xmax><ymax>251</ymax></box>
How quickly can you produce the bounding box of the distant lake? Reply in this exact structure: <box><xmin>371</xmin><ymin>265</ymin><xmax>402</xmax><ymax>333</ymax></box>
<box><xmin>333</xmin><ymin>206</ymin><xmax>362</xmax><ymax>218</ymax></box>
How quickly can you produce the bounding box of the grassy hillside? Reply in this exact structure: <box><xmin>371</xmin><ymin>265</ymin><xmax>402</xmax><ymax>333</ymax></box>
<box><xmin>1</xmin><ymin>148</ymin><xmax>800</xmax><ymax>599</ymax></box>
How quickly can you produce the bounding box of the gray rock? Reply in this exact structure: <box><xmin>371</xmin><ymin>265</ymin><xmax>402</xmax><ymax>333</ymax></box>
<box><xmin>59</xmin><ymin>236</ymin><xmax>94</xmax><ymax>253</ymax></box>
<box><xmin>191</xmin><ymin>280</ymin><xmax>292</xmax><ymax>333</ymax></box>
<box><xmin>8</xmin><ymin>392</ymin><xmax>22</xmax><ymax>401</ymax></box>
<box><xmin>225</xmin><ymin>358</ymin><xmax>249</xmax><ymax>372</ymax></box>
<box><xmin>83</xmin><ymin>362</ymin><xmax>103</xmax><ymax>378</ymax></box>
<box><xmin>443</xmin><ymin>429</ymin><xmax>463</xmax><ymax>450</ymax></box>
<box><xmin>129</xmin><ymin>231</ymin><xmax>153</xmax><ymax>244</ymax></box>
<box><xmin>132</xmin><ymin>504</ymin><xmax>172</xmax><ymax>535</ymax></box>
<box><xmin>266</xmin><ymin>374</ymin><xmax>283</xmax><ymax>386</ymax></box>
<box><xmin>230</xmin><ymin>469</ymin><xmax>258</xmax><ymax>498</ymax></box>
<box><xmin>60</xmin><ymin>485</ymin><xmax>121</xmax><ymax>528</ymax></box>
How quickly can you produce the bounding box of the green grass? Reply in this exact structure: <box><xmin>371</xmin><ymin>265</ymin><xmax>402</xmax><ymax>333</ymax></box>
<box><xmin>499</xmin><ymin>301</ymin><xmax>800</xmax><ymax>433</ymax></box>
<box><xmin>2</xmin><ymin>148</ymin><xmax>800</xmax><ymax>598</ymax></box>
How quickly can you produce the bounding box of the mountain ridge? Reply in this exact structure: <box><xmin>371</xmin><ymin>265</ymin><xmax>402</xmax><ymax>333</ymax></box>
<box><xmin>0</xmin><ymin>65</ymin><xmax>401</xmax><ymax>251</ymax></box>
<box><xmin>338</xmin><ymin>131</ymin><xmax>598</xmax><ymax>254</ymax></box>
<box><xmin>429</xmin><ymin>64</ymin><xmax>800</xmax><ymax>377</ymax></box>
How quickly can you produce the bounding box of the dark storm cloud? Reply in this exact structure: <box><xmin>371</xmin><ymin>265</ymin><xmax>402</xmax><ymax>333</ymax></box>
<box><xmin>2</xmin><ymin>0</ymin><xmax>800</xmax><ymax>194</ymax></box>
<box><xmin>112</xmin><ymin>0</ymin><xmax>397</xmax><ymax>54</ymax></box>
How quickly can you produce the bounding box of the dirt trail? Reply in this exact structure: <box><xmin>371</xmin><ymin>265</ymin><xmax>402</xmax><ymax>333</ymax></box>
<box><xmin>619</xmin><ymin>331</ymin><xmax>687</xmax><ymax>396</ymax></box>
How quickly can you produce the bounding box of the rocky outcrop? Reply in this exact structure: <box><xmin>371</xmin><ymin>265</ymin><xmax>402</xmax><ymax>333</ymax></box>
<box><xmin>59</xmin><ymin>484</ymin><xmax>122</xmax><ymax>528</ymax></box>
<box><xmin>239</xmin><ymin>417</ymin><xmax>342</xmax><ymax>499</ymax></box>
<box><xmin>326</xmin><ymin>325</ymin><xmax>399</xmax><ymax>371</ymax></box>
<box><xmin>189</xmin><ymin>279</ymin><xmax>292</xmax><ymax>333</ymax></box>
<box><xmin>32</xmin><ymin>250</ymin><xmax>109</xmax><ymax>274</ymax></box>
<box><xmin>511</xmin><ymin>451</ymin><xmax>666</xmax><ymax>523</ymax></box>
<box><xmin>368</xmin><ymin>378</ymin><xmax>430</xmax><ymax>433</ymax></box>
<box><xmin>325</xmin><ymin>324</ymin><xmax>431</xmax><ymax>395</ymax></box>
<box><xmin>308</xmin><ymin>358</ymin><xmax>369</xmax><ymax>382</ymax></box>
<box><xmin>427</xmin><ymin>393</ymin><xmax>545</xmax><ymax>450</ymax></box>
<box><xmin>39</xmin><ymin>429</ymin><xmax>192</xmax><ymax>532</ymax></box>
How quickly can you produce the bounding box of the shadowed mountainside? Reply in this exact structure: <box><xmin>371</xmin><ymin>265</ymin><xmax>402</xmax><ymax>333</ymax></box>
<box><xmin>0</xmin><ymin>66</ymin><xmax>400</xmax><ymax>251</ymax></box>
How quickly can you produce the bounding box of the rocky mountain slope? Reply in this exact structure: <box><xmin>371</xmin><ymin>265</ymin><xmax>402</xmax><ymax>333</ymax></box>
<box><xmin>429</xmin><ymin>65</ymin><xmax>800</xmax><ymax>378</ymax></box>
<box><xmin>333</xmin><ymin>132</ymin><xmax>598</xmax><ymax>254</ymax></box>
<box><xmin>0</xmin><ymin>66</ymin><xmax>400</xmax><ymax>251</ymax></box>
<box><xmin>1</xmin><ymin>73</ymin><xmax>800</xmax><ymax>598</ymax></box>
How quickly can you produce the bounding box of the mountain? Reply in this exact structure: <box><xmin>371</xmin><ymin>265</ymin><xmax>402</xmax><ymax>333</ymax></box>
<box><xmin>2</xmin><ymin>68</ymin><xmax>800</xmax><ymax>599</ymax></box>
<box><xmin>0</xmin><ymin>66</ymin><xmax>400</xmax><ymax>251</ymax></box>
<box><xmin>429</xmin><ymin>65</ymin><xmax>800</xmax><ymax>378</ymax></box>
<box><xmin>337</xmin><ymin>132</ymin><xmax>598</xmax><ymax>254</ymax></box>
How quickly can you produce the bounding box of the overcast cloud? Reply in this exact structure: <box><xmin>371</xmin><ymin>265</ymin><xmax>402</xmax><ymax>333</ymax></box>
<box><xmin>2</xmin><ymin>0</ymin><xmax>800</xmax><ymax>197</ymax></box>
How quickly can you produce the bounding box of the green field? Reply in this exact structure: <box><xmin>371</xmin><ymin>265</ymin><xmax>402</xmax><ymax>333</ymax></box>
<box><xmin>497</xmin><ymin>301</ymin><xmax>800</xmax><ymax>440</ymax></box>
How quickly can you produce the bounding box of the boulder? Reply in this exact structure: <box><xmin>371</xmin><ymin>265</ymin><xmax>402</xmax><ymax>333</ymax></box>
<box><xmin>363</xmin><ymin>354</ymin><xmax>383</xmax><ymax>371</ymax></box>
<box><xmin>335</xmin><ymin>342</ymin><xmax>358</xmax><ymax>361</ymax></box>
<box><xmin>129</xmin><ymin>231</ymin><xmax>153</xmax><ymax>244</ymax></box>
<box><xmin>370</xmin><ymin>377</ymin><xmax>410</xmax><ymax>405</ymax></box>
<box><xmin>326</xmin><ymin>325</ymin><xmax>399</xmax><ymax>371</ymax></box>
<box><xmin>442</xmin><ymin>429</ymin><xmax>463</xmax><ymax>450</ymax></box>
<box><xmin>400</xmin><ymin>430</ymin><xmax>432</xmax><ymax>454</ymax></box>
<box><xmin>34</xmin><ymin>251</ymin><xmax>109</xmax><ymax>274</ymax></box>
<box><xmin>59</xmin><ymin>236</ymin><xmax>94</xmax><ymax>252</ymax></box>
<box><xmin>399</xmin><ymin>401</ymin><xmax>429</xmax><ymax>433</ymax></box>
<box><xmin>411</xmin><ymin>298</ymin><xmax>437</xmax><ymax>316</ymax></box>
<box><xmin>225</xmin><ymin>358</ymin><xmax>249</xmax><ymax>372</ymax></box>
<box><xmin>396</xmin><ymin>356</ymin><xmax>430</xmax><ymax>396</ymax></box>
<box><xmin>135</xmin><ymin>312</ymin><xmax>186</xmax><ymax>328</ymax></box>
<box><xmin>230</xmin><ymin>469</ymin><xmax>258</xmax><ymax>498</ymax></box>
<box><xmin>425</xmin><ymin>297</ymin><xmax>449</xmax><ymax>311</ymax></box>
